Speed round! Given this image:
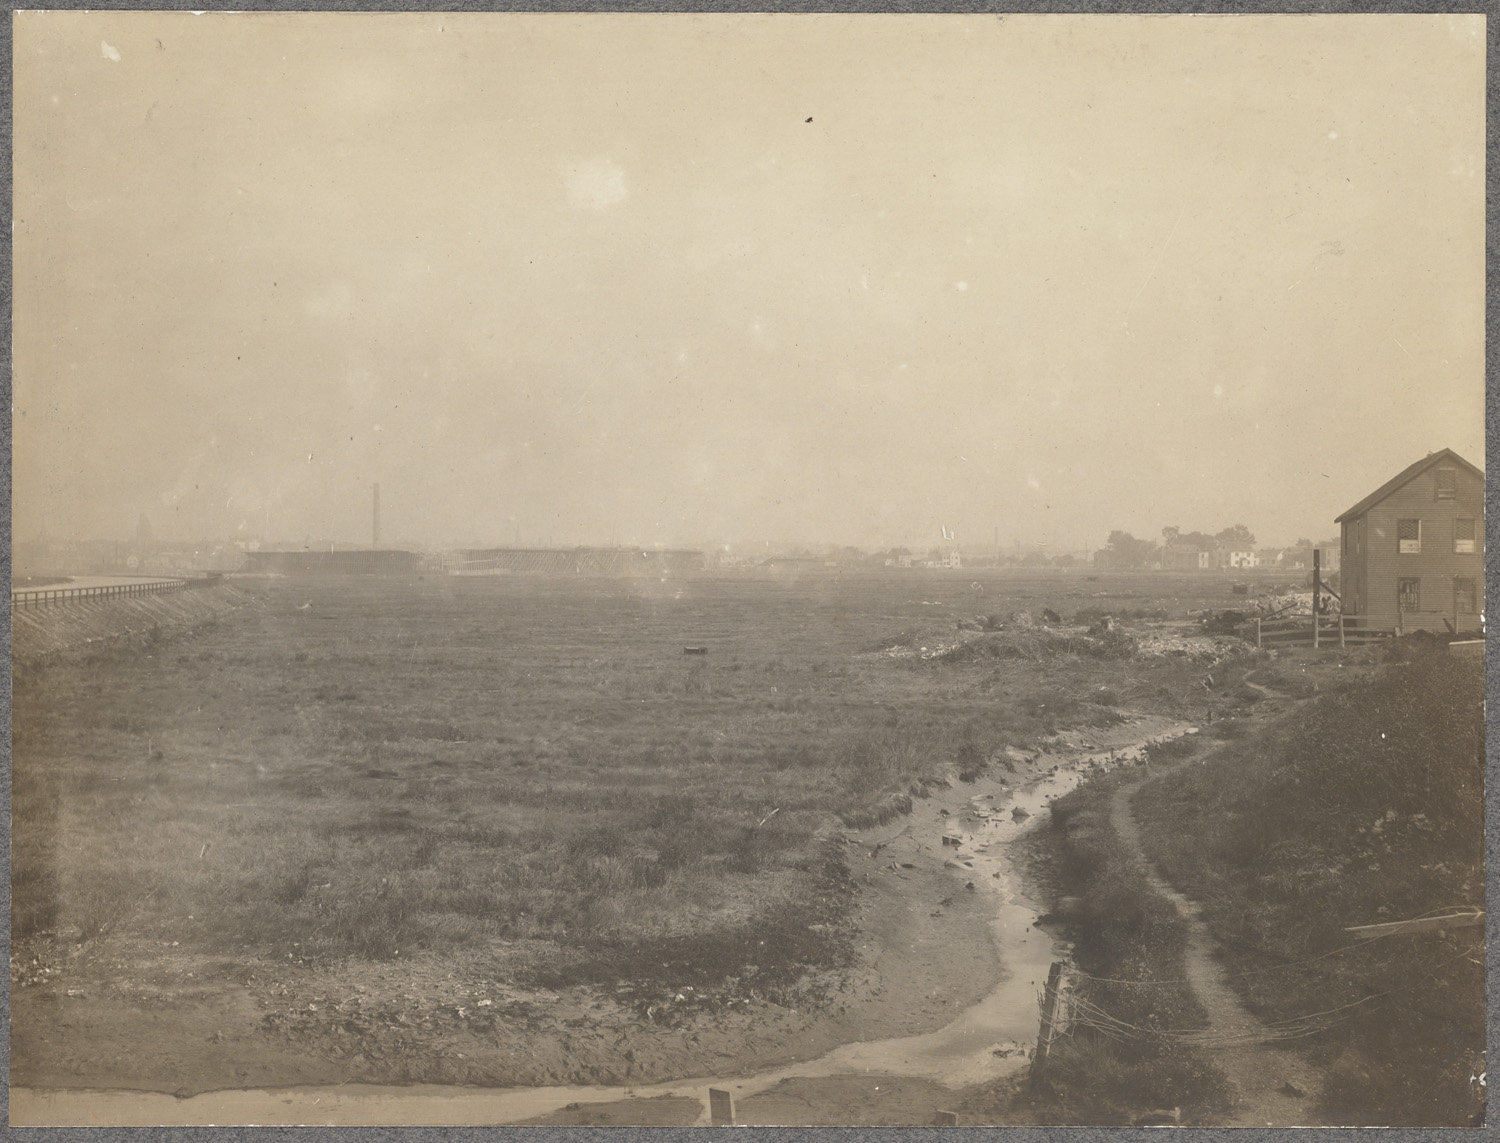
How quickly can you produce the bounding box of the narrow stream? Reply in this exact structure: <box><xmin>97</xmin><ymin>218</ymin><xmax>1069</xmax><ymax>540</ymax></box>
<box><xmin>14</xmin><ymin>723</ymin><xmax>1194</xmax><ymax>1127</ymax></box>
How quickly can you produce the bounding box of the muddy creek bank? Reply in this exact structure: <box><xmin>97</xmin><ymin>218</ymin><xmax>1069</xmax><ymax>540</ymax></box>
<box><xmin>14</xmin><ymin>715</ymin><xmax>1193</xmax><ymax>1126</ymax></box>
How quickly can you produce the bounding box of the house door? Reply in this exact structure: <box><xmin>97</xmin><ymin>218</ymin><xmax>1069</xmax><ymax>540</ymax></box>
<box><xmin>1397</xmin><ymin>577</ymin><xmax>1420</xmax><ymax>632</ymax></box>
<box><xmin>1454</xmin><ymin>577</ymin><xmax>1477</xmax><ymax>629</ymax></box>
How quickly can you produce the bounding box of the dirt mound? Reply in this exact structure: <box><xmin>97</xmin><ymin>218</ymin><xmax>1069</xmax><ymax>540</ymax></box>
<box><xmin>935</xmin><ymin>627</ymin><xmax>1095</xmax><ymax>662</ymax></box>
<box><xmin>934</xmin><ymin>624</ymin><xmax>1249</xmax><ymax>667</ymax></box>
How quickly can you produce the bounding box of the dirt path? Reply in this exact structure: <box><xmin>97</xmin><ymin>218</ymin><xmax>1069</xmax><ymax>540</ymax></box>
<box><xmin>1109</xmin><ymin>773</ymin><xmax>1325</xmax><ymax>1126</ymax></box>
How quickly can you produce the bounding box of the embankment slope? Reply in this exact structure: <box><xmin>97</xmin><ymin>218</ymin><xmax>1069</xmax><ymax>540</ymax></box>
<box><xmin>13</xmin><ymin>584</ymin><xmax>248</xmax><ymax>663</ymax></box>
<box><xmin>1132</xmin><ymin>645</ymin><xmax>1485</xmax><ymax>1126</ymax></box>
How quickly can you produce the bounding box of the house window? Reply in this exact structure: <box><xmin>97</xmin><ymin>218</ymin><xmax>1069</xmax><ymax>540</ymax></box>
<box><xmin>1454</xmin><ymin>517</ymin><xmax>1476</xmax><ymax>554</ymax></box>
<box><xmin>1436</xmin><ymin>467</ymin><xmax>1457</xmax><ymax>499</ymax></box>
<box><xmin>1455</xmin><ymin>577</ymin><xmax>1477</xmax><ymax>614</ymax></box>
<box><xmin>1398</xmin><ymin>578</ymin><xmax>1421</xmax><ymax>612</ymax></box>
<box><xmin>1397</xmin><ymin>518</ymin><xmax>1421</xmax><ymax>554</ymax></box>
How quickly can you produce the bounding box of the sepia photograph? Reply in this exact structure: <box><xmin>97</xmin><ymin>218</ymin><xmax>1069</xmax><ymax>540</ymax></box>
<box><xmin>9</xmin><ymin>11</ymin><xmax>1487</xmax><ymax>1127</ymax></box>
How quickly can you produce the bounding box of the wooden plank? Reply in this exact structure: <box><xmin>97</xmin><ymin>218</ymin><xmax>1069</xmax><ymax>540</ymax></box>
<box><xmin>1346</xmin><ymin>910</ymin><xmax>1483</xmax><ymax>938</ymax></box>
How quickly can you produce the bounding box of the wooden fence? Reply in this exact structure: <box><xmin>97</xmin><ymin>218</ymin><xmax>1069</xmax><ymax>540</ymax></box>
<box><xmin>11</xmin><ymin>577</ymin><xmax>219</xmax><ymax>611</ymax></box>
<box><xmin>1240</xmin><ymin>613</ymin><xmax>1392</xmax><ymax>648</ymax></box>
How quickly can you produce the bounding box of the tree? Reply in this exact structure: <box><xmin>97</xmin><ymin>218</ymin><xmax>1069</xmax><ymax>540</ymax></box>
<box><xmin>1215</xmin><ymin>524</ymin><xmax>1255</xmax><ymax>550</ymax></box>
<box><xmin>1105</xmin><ymin>530</ymin><xmax>1159</xmax><ymax>569</ymax></box>
<box><xmin>1162</xmin><ymin>526</ymin><xmax>1180</xmax><ymax>545</ymax></box>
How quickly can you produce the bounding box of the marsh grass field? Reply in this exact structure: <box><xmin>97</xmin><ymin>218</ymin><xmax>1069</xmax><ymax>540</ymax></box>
<box><xmin>12</xmin><ymin>567</ymin><xmax>1418</xmax><ymax>1114</ymax></box>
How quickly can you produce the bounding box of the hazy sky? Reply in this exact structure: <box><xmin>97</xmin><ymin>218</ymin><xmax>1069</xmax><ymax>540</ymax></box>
<box><xmin>14</xmin><ymin>13</ymin><xmax>1485</xmax><ymax>551</ymax></box>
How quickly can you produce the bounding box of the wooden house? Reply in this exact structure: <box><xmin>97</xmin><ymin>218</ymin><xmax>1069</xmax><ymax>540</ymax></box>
<box><xmin>1335</xmin><ymin>449</ymin><xmax>1484</xmax><ymax>634</ymax></box>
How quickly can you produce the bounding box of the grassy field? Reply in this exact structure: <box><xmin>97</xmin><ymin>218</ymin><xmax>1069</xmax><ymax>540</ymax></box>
<box><xmin>12</xmin><ymin>568</ymin><xmax>1290</xmax><ymax>1090</ymax></box>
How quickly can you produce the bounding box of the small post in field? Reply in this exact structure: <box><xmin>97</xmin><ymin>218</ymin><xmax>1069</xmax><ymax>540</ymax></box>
<box><xmin>1255</xmin><ymin>617</ymin><xmax>1262</xmax><ymax>649</ymax></box>
<box><xmin>1339</xmin><ymin>612</ymin><xmax>1346</xmax><ymax>649</ymax></box>
<box><xmin>708</xmin><ymin>1088</ymin><xmax>734</xmax><ymax>1126</ymax></box>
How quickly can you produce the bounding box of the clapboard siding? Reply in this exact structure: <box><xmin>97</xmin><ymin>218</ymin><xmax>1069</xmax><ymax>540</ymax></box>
<box><xmin>1340</xmin><ymin>455</ymin><xmax>1484</xmax><ymax>633</ymax></box>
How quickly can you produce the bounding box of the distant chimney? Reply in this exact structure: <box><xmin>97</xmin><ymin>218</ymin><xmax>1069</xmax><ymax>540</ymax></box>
<box><xmin>372</xmin><ymin>483</ymin><xmax>381</xmax><ymax>548</ymax></box>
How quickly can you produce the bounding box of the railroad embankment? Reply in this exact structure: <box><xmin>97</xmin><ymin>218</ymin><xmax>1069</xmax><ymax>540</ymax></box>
<box><xmin>12</xmin><ymin>583</ymin><xmax>248</xmax><ymax>664</ymax></box>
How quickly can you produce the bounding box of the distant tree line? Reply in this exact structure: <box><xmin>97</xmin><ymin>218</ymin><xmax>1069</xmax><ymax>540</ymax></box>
<box><xmin>1099</xmin><ymin>524</ymin><xmax>1258</xmax><ymax>569</ymax></box>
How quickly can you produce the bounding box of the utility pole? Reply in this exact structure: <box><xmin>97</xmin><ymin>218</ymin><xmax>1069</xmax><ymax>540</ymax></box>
<box><xmin>1312</xmin><ymin>548</ymin><xmax>1321</xmax><ymax>649</ymax></box>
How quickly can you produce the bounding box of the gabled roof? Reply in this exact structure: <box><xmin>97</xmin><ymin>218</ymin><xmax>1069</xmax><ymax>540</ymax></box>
<box><xmin>1335</xmin><ymin>449</ymin><xmax>1484</xmax><ymax>523</ymax></box>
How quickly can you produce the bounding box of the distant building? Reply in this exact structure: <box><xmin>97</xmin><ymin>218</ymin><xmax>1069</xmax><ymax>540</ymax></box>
<box><xmin>451</xmin><ymin>547</ymin><xmax>705</xmax><ymax>576</ymax></box>
<box><xmin>1336</xmin><ymin>448</ymin><xmax>1484</xmax><ymax>634</ymax></box>
<box><xmin>1163</xmin><ymin>544</ymin><xmax>1211</xmax><ymax>571</ymax></box>
<box><xmin>244</xmin><ymin>550</ymin><xmax>422</xmax><ymax>576</ymax></box>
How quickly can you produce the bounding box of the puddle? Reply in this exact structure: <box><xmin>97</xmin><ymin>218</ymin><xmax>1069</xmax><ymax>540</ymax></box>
<box><xmin>13</xmin><ymin>723</ymin><xmax>1194</xmax><ymax>1127</ymax></box>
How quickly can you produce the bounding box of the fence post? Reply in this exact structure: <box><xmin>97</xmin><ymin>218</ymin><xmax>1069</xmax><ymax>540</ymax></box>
<box><xmin>1029</xmin><ymin>961</ymin><xmax>1066</xmax><ymax>1093</ymax></box>
<box><xmin>708</xmin><ymin>1088</ymin><xmax>734</xmax><ymax>1126</ymax></box>
<box><xmin>1255</xmin><ymin>617</ymin><xmax>1262</xmax><ymax>649</ymax></box>
<box><xmin>1339</xmin><ymin>613</ymin><xmax>1345</xmax><ymax>649</ymax></box>
<box><xmin>1312</xmin><ymin>550</ymin><xmax>1321</xmax><ymax>649</ymax></box>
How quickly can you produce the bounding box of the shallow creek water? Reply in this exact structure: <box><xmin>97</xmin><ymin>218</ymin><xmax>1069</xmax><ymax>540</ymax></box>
<box><xmin>14</xmin><ymin>723</ymin><xmax>1194</xmax><ymax>1126</ymax></box>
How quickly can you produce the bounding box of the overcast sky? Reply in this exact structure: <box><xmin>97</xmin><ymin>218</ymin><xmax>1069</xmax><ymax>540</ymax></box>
<box><xmin>14</xmin><ymin>13</ymin><xmax>1485</xmax><ymax>552</ymax></box>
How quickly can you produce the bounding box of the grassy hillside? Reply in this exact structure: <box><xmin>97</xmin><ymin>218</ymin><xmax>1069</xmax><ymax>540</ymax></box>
<box><xmin>1016</xmin><ymin>757</ymin><xmax>1232</xmax><ymax>1125</ymax></box>
<box><xmin>1133</xmin><ymin>642</ymin><xmax>1485</xmax><ymax>1126</ymax></box>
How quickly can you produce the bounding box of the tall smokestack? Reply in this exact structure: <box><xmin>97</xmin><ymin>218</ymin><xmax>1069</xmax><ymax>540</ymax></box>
<box><xmin>372</xmin><ymin>482</ymin><xmax>381</xmax><ymax>548</ymax></box>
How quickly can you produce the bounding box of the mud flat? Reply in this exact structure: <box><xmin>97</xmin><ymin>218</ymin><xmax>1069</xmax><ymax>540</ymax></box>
<box><xmin>13</xmin><ymin>714</ymin><xmax>1192</xmax><ymax>1127</ymax></box>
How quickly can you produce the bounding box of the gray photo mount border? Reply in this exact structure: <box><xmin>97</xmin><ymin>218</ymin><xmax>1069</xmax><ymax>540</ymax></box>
<box><xmin>1</xmin><ymin>4</ymin><xmax>1495</xmax><ymax>1143</ymax></box>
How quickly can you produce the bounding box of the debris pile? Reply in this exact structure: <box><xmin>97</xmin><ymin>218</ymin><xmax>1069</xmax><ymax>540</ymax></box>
<box><xmin>1131</xmin><ymin>631</ymin><xmax>1254</xmax><ymax>665</ymax></box>
<box><xmin>1250</xmin><ymin>590</ymin><xmax>1316</xmax><ymax>617</ymax></box>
